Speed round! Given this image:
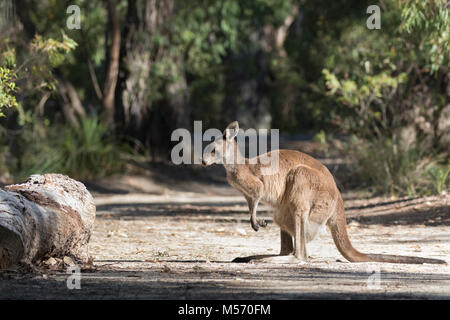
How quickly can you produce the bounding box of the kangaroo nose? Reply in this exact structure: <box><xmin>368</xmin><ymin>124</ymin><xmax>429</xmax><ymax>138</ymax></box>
<box><xmin>201</xmin><ymin>159</ymin><xmax>207</xmax><ymax>166</ymax></box>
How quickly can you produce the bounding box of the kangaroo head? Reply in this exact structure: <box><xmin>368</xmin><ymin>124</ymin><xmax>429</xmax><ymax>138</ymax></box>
<box><xmin>202</xmin><ymin>121</ymin><xmax>240</xmax><ymax>166</ymax></box>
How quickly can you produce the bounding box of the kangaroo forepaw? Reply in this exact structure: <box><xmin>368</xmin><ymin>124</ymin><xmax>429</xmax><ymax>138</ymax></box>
<box><xmin>251</xmin><ymin>222</ymin><xmax>260</xmax><ymax>232</ymax></box>
<box><xmin>251</xmin><ymin>219</ymin><xmax>267</xmax><ymax>231</ymax></box>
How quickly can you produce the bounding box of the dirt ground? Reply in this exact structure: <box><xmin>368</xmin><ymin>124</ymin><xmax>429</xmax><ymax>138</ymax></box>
<box><xmin>0</xmin><ymin>171</ymin><xmax>449</xmax><ymax>299</ymax></box>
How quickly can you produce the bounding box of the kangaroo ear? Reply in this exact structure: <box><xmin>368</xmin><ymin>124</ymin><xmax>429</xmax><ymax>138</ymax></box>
<box><xmin>224</xmin><ymin>121</ymin><xmax>239</xmax><ymax>141</ymax></box>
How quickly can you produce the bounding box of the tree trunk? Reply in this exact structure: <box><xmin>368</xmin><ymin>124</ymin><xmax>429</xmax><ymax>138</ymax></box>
<box><xmin>103</xmin><ymin>0</ymin><xmax>121</xmax><ymax>128</ymax></box>
<box><xmin>117</xmin><ymin>0</ymin><xmax>151</xmax><ymax>132</ymax></box>
<box><xmin>223</xmin><ymin>35</ymin><xmax>272</xmax><ymax>130</ymax></box>
<box><xmin>264</xmin><ymin>4</ymin><xmax>299</xmax><ymax>130</ymax></box>
<box><xmin>0</xmin><ymin>174</ymin><xmax>96</xmax><ymax>269</ymax></box>
<box><xmin>118</xmin><ymin>0</ymin><xmax>188</xmax><ymax>159</ymax></box>
<box><xmin>14</xmin><ymin>0</ymin><xmax>36</xmax><ymax>38</ymax></box>
<box><xmin>57</xmin><ymin>79</ymin><xmax>87</xmax><ymax>128</ymax></box>
<box><xmin>222</xmin><ymin>4</ymin><xmax>299</xmax><ymax>130</ymax></box>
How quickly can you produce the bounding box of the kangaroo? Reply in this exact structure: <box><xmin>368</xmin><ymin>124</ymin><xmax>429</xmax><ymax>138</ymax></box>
<box><xmin>201</xmin><ymin>121</ymin><xmax>446</xmax><ymax>264</ymax></box>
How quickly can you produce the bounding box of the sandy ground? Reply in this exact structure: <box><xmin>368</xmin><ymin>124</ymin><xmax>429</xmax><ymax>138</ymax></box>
<box><xmin>0</xmin><ymin>175</ymin><xmax>449</xmax><ymax>299</ymax></box>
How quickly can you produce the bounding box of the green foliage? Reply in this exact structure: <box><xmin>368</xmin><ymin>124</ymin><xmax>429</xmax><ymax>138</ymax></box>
<box><xmin>323</xmin><ymin>68</ymin><xmax>407</xmax><ymax>137</ymax></box>
<box><xmin>0</xmin><ymin>32</ymin><xmax>77</xmax><ymax>120</ymax></box>
<box><xmin>0</xmin><ymin>0</ymin><xmax>448</xmax><ymax>194</ymax></box>
<box><xmin>31</xmin><ymin>33</ymin><xmax>78</xmax><ymax>67</ymax></box>
<box><xmin>0</xmin><ymin>66</ymin><xmax>19</xmax><ymax>115</ymax></box>
<box><xmin>166</xmin><ymin>0</ymin><xmax>300</xmax><ymax>129</ymax></box>
<box><xmin>173</xmin><ymin>0</ymin><xmax>296</xmax><ymax>74</ymax></box>
<box><xmin>313</xmin><ymin>130</ymin><xmax>331</xmax><ymax>157</ymax></box>
<box><xmin>427</xmin><ymin>165</ymin><xmax>450</xmax><ymax>194</ymax></box>
<box><xmin>349</xmin><ymin>138</ymin><xmax>449</xmax><ymax>196</ymax></box>
<box><xmin>25</xmin><ymin>33</ymin><xmax>78</xmax><ymax>93</ymax></box>
<box><xmin>18</xmin><ymin>117</ymin><xmax>131</xmax><ymax>180</ymax></box>
<box><xmin>0</xmin><ymin>42</ymin><xmax>19</xmax><ymax>115</ymax></box>
<box><xmin>173</xmin><ymin>0</ymin><xmax>241</xmax><ymax>74</ymax></box>
<box><xmin>400</xmin><ymin>0</ymin><xmax>449</xmax><ymax>73</ymax></box>
<box><xmin>28</xmin><ymin>0</ymin><xmax>108</xmax><ymax>102</ymax></box>
<box><xmin>315</xmin><ymin>0</ymin><xmax>449</xmax><ymax>196</ymax></box>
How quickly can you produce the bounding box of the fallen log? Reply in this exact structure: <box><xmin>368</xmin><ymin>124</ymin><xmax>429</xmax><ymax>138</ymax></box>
<box><xmin>0</xmin><ymin>174</ymin><xmax>96</xmax><ymax>268</ymax></box>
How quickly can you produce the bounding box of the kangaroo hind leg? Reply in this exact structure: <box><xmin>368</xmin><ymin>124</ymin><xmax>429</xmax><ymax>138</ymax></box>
<box><xmin>293</xmin><ymin>209</ymin><xmax>309</xmax><ymax>261</ymax></box>
<box><xmin>232</xmin><ymin>229</ymin><xmax>296</xmax><ymax>264</ymax></box>
<box><xmin>280</xmin><ymin>229</ymin><xmax>293</xmax><ymax>255</ymax></box>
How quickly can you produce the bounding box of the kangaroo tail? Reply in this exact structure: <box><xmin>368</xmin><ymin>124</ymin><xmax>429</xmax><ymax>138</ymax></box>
<box><xmin>328</xmin><ymin>197</ymin><xmax>446</xmax><ymax>265</ymax></box>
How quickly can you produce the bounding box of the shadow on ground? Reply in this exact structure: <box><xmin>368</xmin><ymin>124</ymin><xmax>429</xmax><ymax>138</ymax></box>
<box><xmin>95</xmin><ymin>197</ymin><xmax>450</xmax><ymax>227</ymax></box>
<box><xmin>1</xmin><ymin>263</ymin><xmax>449</xmax><ymax>299</ymax></box>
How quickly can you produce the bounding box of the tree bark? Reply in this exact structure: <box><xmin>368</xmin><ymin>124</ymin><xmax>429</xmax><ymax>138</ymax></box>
<box><xmin>264</xmin><ymin>4</ymin><xmax>299</xmax><ymax>130</ymax></box>
<box><xmin>57</xmin><ymin>79</ymin><xmax>87</xmax><ymax>128</ymax></box>
<box><xmin>117</xmin><ymin>0</ymin><xmax>188</xmax><ymax>159</ymax></box>
<box><xmin>103</xmin><ymin>0</ymin><xmax>121</xmax><ymax>128</ymax></box>
<box><xmin>223</xmin><ymin>35</ymin><xmax>272</xmax><ymax>130</ymax></box>
<box><xmin>0</xmin><ymin>174</ymin><xmax>96</xmax><ymax>269</ymax></box>
<box><xmin>14</xmin><ymin>0</ymin><xmax>36</xmax><ymax>38</ymax></box>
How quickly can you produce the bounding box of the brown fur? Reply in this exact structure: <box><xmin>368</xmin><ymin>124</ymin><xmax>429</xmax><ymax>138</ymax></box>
<box><xmin>202</xmin><ymin>122</ymin><xmax>446</xmax><ymax>264</ymax></box>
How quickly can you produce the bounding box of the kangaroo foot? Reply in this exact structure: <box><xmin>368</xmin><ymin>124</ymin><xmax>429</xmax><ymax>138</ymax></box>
<box><xmin>232</xmin><ymin>254</ymin><xmax>304</xmax><ymax>264</ymax></box>
<box><xmin>250</xmin><ymin>219</ymin><xmax>267</xmax><ymax>231</ymax></box>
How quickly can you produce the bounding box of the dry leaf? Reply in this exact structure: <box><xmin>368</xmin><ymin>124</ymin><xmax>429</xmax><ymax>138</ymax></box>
<box><xmin>44</xmin><ymin>257</ymin><xmax>57</xmax><ymax>266</ymax></box>
<box><xmin>63</xmin><ymin>256</ymin><xmax>75</xmax><ymax>266</ymax></box>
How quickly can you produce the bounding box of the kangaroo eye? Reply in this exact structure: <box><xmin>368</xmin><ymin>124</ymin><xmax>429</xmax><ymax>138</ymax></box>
<box><xmin>211</xmin><ymin>149</ymin><xmax>216</xmax><ymax>156</ymax></box>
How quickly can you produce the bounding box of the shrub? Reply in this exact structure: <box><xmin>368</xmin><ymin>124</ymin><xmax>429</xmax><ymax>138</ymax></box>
<box><xmin>348</xmin><ymin>137</ymin><xmax>449</xmax><ymax>196</ymax></box>
<box><xmin>18</xmin><ymin>117</ymin><xmax>133</xmax><ymax>180</ymax></box>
